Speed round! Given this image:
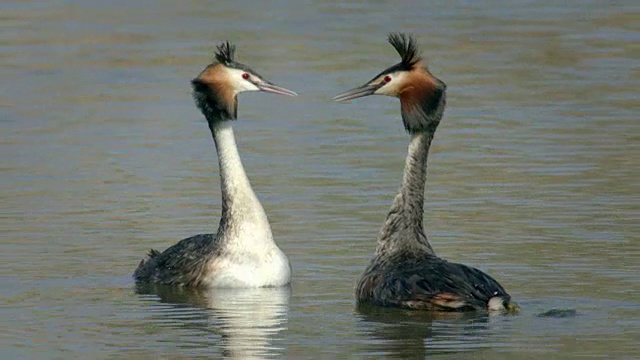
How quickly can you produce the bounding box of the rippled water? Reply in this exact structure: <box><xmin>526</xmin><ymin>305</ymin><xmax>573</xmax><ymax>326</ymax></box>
<box><xmin>2</xmin><ymin>0</ymin><xmax>639</xmax><ymax>358</ymax></box>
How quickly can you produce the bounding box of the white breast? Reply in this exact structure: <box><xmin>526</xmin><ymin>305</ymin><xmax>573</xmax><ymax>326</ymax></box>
<box><xmin>203</xmin><ymin>246</ymin><xmax>291</xmax><ymax>288</ymax></box>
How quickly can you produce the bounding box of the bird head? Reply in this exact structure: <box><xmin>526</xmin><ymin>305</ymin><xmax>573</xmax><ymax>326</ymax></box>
<box><xmin>192</xmin><ymin>41</ymin><xmax>297</xmax><ymax>121</ymax></box>
<box><xmin>334</xmin><ymin>33</ymin><xmax>447</xmax><ymax>133</ymax></box>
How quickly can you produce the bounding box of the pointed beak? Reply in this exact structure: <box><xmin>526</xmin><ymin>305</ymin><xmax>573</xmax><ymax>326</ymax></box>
<box><xmin>256</xmin><ymin>80</ymin><xmax>297</xmax><ymax>97</ymax></box>
<box><xmin>333</xmin><ymin>83</ymin><xmax>381</xmax><ymax>102</ymax></box>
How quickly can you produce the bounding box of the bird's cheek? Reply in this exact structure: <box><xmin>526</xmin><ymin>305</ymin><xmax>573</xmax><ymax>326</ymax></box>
<box><xmin>374</xmin><ymin>84</ymin><xmax>393</xmax><ymax>96</ymax></box>
<box><xmin>235</xmin><ymin>81</ymin><xmax>260</xmax><ymax>94</ymax></box>
<box><xmin>380</xmin><ymin>81</ymin><xmax>407</xmax><ymax>97</ymax></box>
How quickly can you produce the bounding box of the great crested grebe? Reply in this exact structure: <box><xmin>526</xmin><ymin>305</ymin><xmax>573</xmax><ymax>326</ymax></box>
<box><xmin>334</xmin><ymin>33</ymin><xmax>518</xmax><ymax>312</ymax></box>
<box><xmin>134</xmin><ymin>41</ymin><xmax>296</xmax><ymax>288</ymax></box>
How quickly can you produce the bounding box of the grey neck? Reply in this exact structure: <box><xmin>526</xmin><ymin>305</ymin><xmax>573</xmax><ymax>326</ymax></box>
<box><xmin>376</xmin><ymin>129</ymin><xmax>436</xmax><ymax>256</ymax></box>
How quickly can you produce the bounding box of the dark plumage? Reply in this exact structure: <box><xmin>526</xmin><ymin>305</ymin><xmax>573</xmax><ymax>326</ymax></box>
<box><xmin>213</xmin><ymin>41</ymin><xmax>262</xmax><ymax>76</ymax></box>
<box><xmin>399</xmin><ymin>73</ymin><xmax>446</xmax><ymax>134</ymax></box>
<box><xmin>368</xmin><ymin>34</ymin><xmax>422</xmax><ymax>85</ymax></box>
<box><xmin>388</xmin><ymin>32</ymin><xmax>421</xmax><ymax>69</ymax></box>
<box><xmin>357</xmin><ymin>252</ymin><xmax>512</xmax><ymax>311</ymax></box>
<box><xmin>192</xmin><ymin>78</ymin><xmax>237</xmax><ymax>121</ymax></box>
<box><xmin>134</xmin><ymin>234</ymin><xmax>218</xmax><ymax>287</ymax></box>
<box><xmin>214</xmin><ymin>41</ymin><xmax>236</xmax><ymax>65</ymax></box>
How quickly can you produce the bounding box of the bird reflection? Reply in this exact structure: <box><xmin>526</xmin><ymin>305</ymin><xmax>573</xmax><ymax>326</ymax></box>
<box><xmin>356</xmin><ymin>304</ymin><xmax>504</xmax><ymax>358</ymax></box>
<box><xmin>136</xmin><ymin>284</ymin><xmax>290</xmax><ymax>359</ymax></box>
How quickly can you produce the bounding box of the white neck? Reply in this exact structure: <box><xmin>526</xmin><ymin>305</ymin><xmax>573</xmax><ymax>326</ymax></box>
<box><xmin>211</xmin><ymin>121</ymin><xmax>273</xmax><ymax>247</ymax></box>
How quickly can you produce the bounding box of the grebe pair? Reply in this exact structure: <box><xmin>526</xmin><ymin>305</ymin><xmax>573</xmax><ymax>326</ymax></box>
<box><xmin>134</xmin><ymin>34</ymin><xmax>518</xmax><ymax>313</ymax></box>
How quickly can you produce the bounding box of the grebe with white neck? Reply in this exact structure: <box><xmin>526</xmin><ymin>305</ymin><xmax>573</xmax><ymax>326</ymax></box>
<box><xmin>134</xmin><ymin>41</ymin><xmax>296</xmax><ymax>288</ymax></box>
<box><xmin>334</xmin><ymin>33</ymin><xmax>518</xmax><ymax>312</ymax></box>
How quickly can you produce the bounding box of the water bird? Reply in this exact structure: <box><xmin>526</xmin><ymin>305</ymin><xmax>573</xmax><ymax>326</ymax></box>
<box><xmin>134</xmin><ymin>41</ymin><xmax>295</xmax><ymax>288</ymax></box>
<box><xmin>334</xmin><ymin>33</ymin><xmax>518</xmax><ymax>312</ymax></box>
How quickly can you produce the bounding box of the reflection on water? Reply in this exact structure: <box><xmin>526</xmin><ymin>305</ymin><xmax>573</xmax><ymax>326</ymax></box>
<box><xmin>135</xmin><ymin>285</ymin><xmax>290</xmax><ymax>359</ymax></box>
<box><xmin>355</xmin><ymin>305</ymin><xmax>512</xmax><ymax>357</ymax></box>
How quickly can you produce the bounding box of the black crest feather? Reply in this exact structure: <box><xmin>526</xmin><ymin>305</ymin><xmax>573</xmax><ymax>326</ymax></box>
<box><xmin>214</xmin><ymin>41</ymin><xmax>236</xmax><ymax>65</ymax></box>
<box><xmin>388</xmin><ymin>33</ymin><xmax>421</xmax><ymax>68</ymax></box>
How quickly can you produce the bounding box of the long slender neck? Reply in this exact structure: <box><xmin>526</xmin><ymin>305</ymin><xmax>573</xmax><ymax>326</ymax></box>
<box><xmin>374</xmin><ymin>71</ymin><xmax>447</xmax><ymax>258</ymax></box>
<box><xmin>376</xmin><ymin>129</ymin><xmax>436</xmax><ymax>256</ymax></box>
<box><xmin>208</xmin><ymin>120</ymin><xmax>270</xmax><ymax>237</ymax></box>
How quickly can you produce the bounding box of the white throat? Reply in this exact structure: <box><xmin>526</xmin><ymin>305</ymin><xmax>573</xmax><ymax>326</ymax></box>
<box><xmin>201</xmin><ymin>120</ymin><xmax>291</xmax><ymax>288</ymax></box>
<box><xmin>211</xmin><ymin>121</ymin><xmax>273</xmax><ymax>247</ymax></box>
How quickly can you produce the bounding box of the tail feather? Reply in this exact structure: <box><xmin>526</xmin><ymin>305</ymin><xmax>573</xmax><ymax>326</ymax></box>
<box><xmin>133</xmin><ymin>249</ymin><xmax>160</xmax><ymax>281</ymax></box>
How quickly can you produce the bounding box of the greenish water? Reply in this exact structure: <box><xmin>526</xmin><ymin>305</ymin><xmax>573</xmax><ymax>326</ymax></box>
<box><xmin>1</xmin><ymin>1</ymin><xmax>638</xmax><ymax>358</ymax></box>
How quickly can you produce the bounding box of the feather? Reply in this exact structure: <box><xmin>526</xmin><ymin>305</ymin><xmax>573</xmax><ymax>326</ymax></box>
<box><xmin>388</xmin><ymin>33</ymin><xmax>421</xmax><ymax>68</ymax></box>
<box><xmin>214</xmin><ymin>41</ymin><xmax>236</xmax><ymax>65</ymax></box>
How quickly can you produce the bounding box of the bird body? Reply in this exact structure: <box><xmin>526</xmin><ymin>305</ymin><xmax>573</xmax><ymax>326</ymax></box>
<box><xmin>335</xmin><ymin>33</ymin><xmax>517</xmax><ymax>312</ymax></box>
<box><xmin>134</xmin><ymin>42</ymin><xmax>295</xmax><ymax>288</ymax></box>
<box><xmin>357</xmin><ymin>251</ymin><xmax>511</xmax><ymax>311</ymax></box>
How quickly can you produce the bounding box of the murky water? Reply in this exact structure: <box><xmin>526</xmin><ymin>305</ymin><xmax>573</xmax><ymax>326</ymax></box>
<box><xmin>2</xmin><ymin>0</ymin><xmax>639</xmax><ymax>358</ymax></box>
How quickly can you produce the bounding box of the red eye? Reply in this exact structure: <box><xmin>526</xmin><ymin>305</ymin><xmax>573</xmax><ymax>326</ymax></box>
<box><xmin>242</xmin><ymin>73</ymin><xmax>249</xmax><ymax>79</ymax></box>
<box><xmin>384</xmin><ymin>75</ymin><xmax>392</xmax><ymax>83</ymax></box>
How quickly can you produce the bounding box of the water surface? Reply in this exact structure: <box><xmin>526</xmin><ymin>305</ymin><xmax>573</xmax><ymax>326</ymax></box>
<box><xmin>1</xmin><ymin>0</ymin><xmax>639</xmax><ymax>358</ymax></box>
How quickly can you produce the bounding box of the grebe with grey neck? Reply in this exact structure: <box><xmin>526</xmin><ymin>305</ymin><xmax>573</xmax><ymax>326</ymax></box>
<box><xmin>334</xmin><ymin>33</ymin><xmax>518</xmax><ymax>312</ymax></box>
